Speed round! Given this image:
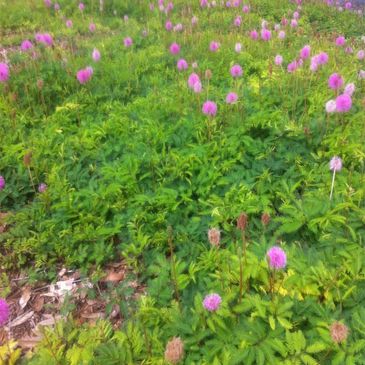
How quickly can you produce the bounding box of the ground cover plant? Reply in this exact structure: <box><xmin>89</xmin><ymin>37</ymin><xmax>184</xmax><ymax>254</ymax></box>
<box><xmin>0</xmin><ymin>0</ymin><xmax>365</xmax><ymax>363</ymax></box>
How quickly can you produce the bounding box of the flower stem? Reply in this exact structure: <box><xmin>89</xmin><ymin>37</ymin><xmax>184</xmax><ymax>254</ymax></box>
<box><xmin>329</xmin><ymin>170</ymin><xmax>336</xmax><ymax>201</ymax></box>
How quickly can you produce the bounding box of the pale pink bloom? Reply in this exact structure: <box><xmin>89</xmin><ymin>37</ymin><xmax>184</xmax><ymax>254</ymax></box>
<box><xmin>330</xmin><ymin>156</ymin><xmax>342</xmax><ymax>172</ymax></box>
<box><xmin>191</xmin><ymin>16</ymin><xmax>198</xmax><ymax>26</ymax></box>
<box><xmin>89</xmin><ymin>23</ymin><xmax>96</xmax><ymax>32</ymax></box>
<box><xmin>66</xmin><ymin>19</ymin><xmax>73</xmax><ymax>28</ymax></box>
<box><xmin>261</xmin><ymin>28</ymin><xmax>271</xmax><ymax>41</ymax></box>
<box><xmin>226</xmin><ymin>92</ymin><xmax>238</xmax><ymax>104</ymax></box>
<box><xmin>234</xmin><ymin>16</ymin><xmax>242</xmax><ymax>27</ymax></box>
<box><xmin>165</xmin><ymin>20</ymin><xmax>173</xmax><ymax>31</ymax></box>
<box><xmin>335</xmin><ymin>94</ymin><xmax>352</xmax><ymax>113</ymax></box>
<box><xmin>242</xmin><ymin>4</ymin><xmax>250</xmax><ymax>13</ymax></box>
<box><xmin>275</xmin><ymin>55</ymin><xmax>283</xmax><ymax>65</ymax></box>
<box><xmin>192</xmin><ymin>62</ymin><xmax>198</xmax><ymax>69</ymax></box>
<box><xmin>209</xmin><ymin>41</ymin><xmax>220</xmax><ymax>52</ymax></box>
<box><xmin>325</xmin><ymin>100</ymin><xmax>336</xmax><ymax>113</ymax></box>
<box><xmin>202</xmin><ymin>100</ymin><xmax>217</xmax><ymax>116</ymax></box>
<box><xmin>44</xmin><ymin>0</ymin><xmax>51</xmax><ymax>7</ymax></box>
<box><xmin>261</xmin><ymin>20</ymin><xmax>268</xmax><ymax>29</ymax></box>
<box><xmin>274</xmin><ymin>24</ymin><xmax>281</xmax><ymax>31</ymax></box>
<box><xmin>193</xmin><ymin>81</ymin><xmax>202</xmax><ymax>93</ymax></box>
<box><xmin>230</xmin><ymin>64</ymin><xmax>243</xmax><ymax>77</ymax></box>
<box><xmin>278</xmin><ymin>30</ymin><xmax>286</xmax><ymax>39</ymax></box>
<box><xmin>300</xmin><ymin>45</ymin><xmax>311</xmax><ymax>59</ymax></box>
<box><xmin>188</xmin><ymin>73</ymin><xmax>200</xmax><ymax>89</ymax></box>
<box><xmin>177</xmin><ymin>59</ymin><xmax>188</xmax><ymax>71</ymax></box>
<box><xmin>124</xmin><ymin>37</ymin><xmax>133</xmax><ymax>47</ymax></box>
<box><xmin>357</xmin><ymin>50</ymin><xmax>365</xmax><ymax>60</ymax></box>
<box><xmin>79</xmin><ymin>2</ymin><xmax>85</xmax><ymax>11</ymax></box>
<box><xmin>344</xmin><ymin>83</ymin><xmax>355</xmax><ymax>96</ymax></box>
<box><xmin>92</xmin><ymin>48</ymin><xmax>100</xmax><ymax>62</ymax></box>
<box><xmin>235</xmin><ymin>43</ymin><xmax>242</xmax><ymax>53</ymax></box>
<box><xmin>291</xmin><ymin>19</ymin><xmax>298</xmax><ymax>28</ymax></box>
<box><xmin>250</xmin><ymin>30</ymin><xmax>258</xmax><ymax>40</ymax></box>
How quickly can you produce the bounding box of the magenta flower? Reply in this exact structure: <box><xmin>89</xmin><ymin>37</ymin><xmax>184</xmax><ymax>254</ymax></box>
<box><xmin>35</xmin><ymin>33</ymin><xmax>53</xmax><ymax>47</ymax></box>
<box><xmin>261</xmin><ymin>28</ymin><xmax>271</xmax><ymax>41</ymax></box>
<box><xmin>293</xmin><ymin>11</ymin><xmax>300</xmax><ymax>19</ymax></box>
<box><xmin>290</xmin><ymin>19</ymin><xmax>298</xmax><ymax>28</ymax></box>
<box><xmin>79</xmin><ymin>2</ymin><xmax>85</xmax><ymax>11</ymax></box>
<box><xmin>44</xmin><ymin>0</ymin><xmax>52</xmax><ymax>7</ymax></box>
<box><xmin>202</xmin><ymin>101</ymin><xmax>217</xmax><ymax>117</ymax></box>
<box><xmin>300</xmin><ymin>45</ymin><xmax>311</xmax><ymax>59</ymax></box>
<box><xmin>328</xmin><ymin>73</ymin><xmax>344</xmax><ymax>90</ymax></box>
<box><xmin>54</xmin><ymin>3</ymin><xmax>60</xmax><ymax>10</ymax></box>
<box><xmin>209</xmin><ymin>41</ymin><xmax>220</xmax><ymax>52</ymax></box>
<box><xmin>318</xmin><ymin>52</ymin><xmax>329</xmax><ymax>65</ymax></box>
<box><xmin>226</xmin><ymin>92</ymin><xmax>238</xmax><ymax>104</ymax></box>
<box><xmin>38</xmin><ymin>183</ymin><xmax>47</xmax><ymax>193</ymax></box>
<box><xmin>335</xmin><ymin>36</ymin><xmax>345</xmax><ymax>47</ymax></box>
<box><xmin>0</xmin><ymin>299</ymin><xmax>10</xmax><ymax>326</ymax></box>
<box><xmin>267</xmin><ymin>246</ymin><xmax>287</xmax><ymax>269</ymax></box>
<box><xmin>357</xmin><ymin>50</ymin><xmax>365</xmax><ymax>60</ymax></box>
<box><xmin>193</xmin><ymin>81</ymin><xmax>202</xmax><ymax>93</ymax></box>
<box><xmin>275</xmin><ymin>55</ymin><xmax>283</xmax><ymax>65</ymax></box>
<box><xmin>177</xmin><ymin>59</ymin><xmax>188</xmax><ymax>71</ymax></box>
<box><xmin>200</xmin><ymin>0</ymin><xmax>208</xmax><ymax>7</ymax></box>
<box><xmin>0</xmin><ymin>63</ymin><xmax>9</xmax><ymax>83</ymax></box>
<box><xmin>278</xmin><ymin>30</ymin><xmax>286</xmax><ymax>39</ymax></box>
<box><xmin>242</xmin><ymin>5</ymin><xmax>250</xmax><ymax>13</ymax></box>
<box><xmin>203</xmin><ymin>293</ymin><xmax>222</xmax><ymax>312</ymax></box>
<box><xmin>89</xmin><ymin>23</ymin><xmax>96</xmax><ymax>32</ymax></box>
<box><xmin>0</xmin><ymin>176</ymin><xmax>5</xmax><ymax>191</ymax></box>
<box><xmin>66</xmin><ymin>19</ymin><xmax>73</xmax><ymax>28</ymax></box>
<box><xmin>250</xmin><ymin>30</ymin><xmax>258</xmax><ymax>40</ymax></box>
<box><xmin>230</xmin><ymin>64</ymin><xmax>243</xmax><ymax>78</ymax></box>
<box><xmin>330</xmin><ymin>156</ymin><xmax>342</xmax><ymax>172</ymax></box>
<box><xmin>188</xmin><ymin>73</ymin><xmax>200</xmax><ymax>89</ymax></box>
<box><xmin>234</xmin><ymin>16</ymin><xmax>242</xmax><ymax>27</ymax></box>
<box><xmin>170</xmin><ymin>42</ymin><xmax>180</xmax><ymax>55</ymax></box>
<box><xmin>165</xmin><ymin>20</ymin><xmax>173</xmax><ymax>31</ymax></box>
<box><xmin>124</xmin><ymin>37</ymin><xmax>133</xmax><ymax>48</ymax></box>
<box><xmin>21</xmin><ymin>40</ymin><xmax>33</xmax><ymax>52</ymax></box>
<box><xmin>76</xmin><ymin>66</ymin><xmax>93</xmax><ymax>84</ymax></box>
<box><xmin>335</xmin><ymin>94</ymin><xmax>352</xmax><ymax>113</ymax></box>
<box><xmin>287</xmin><ymin>60</ymin><xmax>298</xmax><ymax>73</ymax></box>
<box><xmin>92</xmin><ymin>48</ymin><xmax>101</xmax><ymax>62</ymax></box>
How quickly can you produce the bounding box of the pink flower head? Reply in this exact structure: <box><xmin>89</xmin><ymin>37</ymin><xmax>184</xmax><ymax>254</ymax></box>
<box><xmin>54</xmin><ymin>3</ymin><xmax>60</xmax><ymax>11</ymax></box>
<box><xmin>300</xmin><ymin>45</ymin><xmax>311</xmax><ymax>59</ymax></box>
<box><xmin>234</xmin><ymin>16</ymin><xmax>242</xmax><ymax>27</ymax></box>
<box><xmin>274</xmin><ymin>24</ymin><xmax>281</xmax><ymax>31</ymax></box>
<box><xmin>193</xmin><ymin>81</ymin><xmax>202</xmax><ymax>93</ymax></box>
<box><xmin>89</xmin><ymin>23</ymin><xmax>96</xmax><ymax>32</ymax></box>
<box><xmin>35</xmin><ymin>33</ymin><xmax>53</xmax><ymax>46</ymax></box>
<box><xmin>79</xmin><ymin>2</ymin><xmax>85</xmax><ymax>11</ymax></box>
<box><xmin>261</xmin><ymin>28</ymin><xmax>271</xmax><ymax>41</ymax></box>
<box><xmin>357</xmin><ymin>50</ymin><xmax>365</xmax><ymax>60</ymax></box>
<box><xmin>281</xmin><ymin>17</ymin><xmax>288</xmax><ymax>26</ymax></box>
<box><xmin>21</xmin><ymin>39</ymin><xmax>33</xmax><ymax>52</ymax></box>
<box><xmin>165</xmin><ymin>20</ymin><xmax>173</xmax><ymax>31</ymax></box>
<box><xmin>226</xmin><ymin>92</ymin><xmax>238</xmax><ymax>104</ymax></box>
<box><xmin>188</xmin><ymin>73</ymin><xmax>200</xmax><ymax>89</ymax></box>
<box><xmin>0</xmin><ymin>176</ymin><xmax>5</xmax><ymax>190</ymax></box>
<box><xmin>38</xmin><ymin>183</ymin><xmax>47</xmax><ymax>193</ymax></box>
<box><xmin>92</xmin><ymin>48</ymin><xmax>101</xmax><ymax>62</ymax></box>
<box><xmin>335</xmin><ymin>36</ymin><xmax>345</xmax><ymax>47</ymax></box>
<box><xmin>0</xmin><ymin>298</ymin><xmax>10</xmax><ymax>326</ymax></box>
<box><xmin>290</xmin><ymin>19</ymin><xmax>298</xmax><ymax>28</ymax></box>
<box><xmin>76</xmin><ymin>66</ymin><xmax>93</xmax><ymax>84</ymax></box>
<box><xmin>287</xmin><ymin>60</ymin><xmax>298</xmax><ymax>73</ymax></box>
<box><xmin>66</xmin><ymin>19</ymin><xmax>73</xmax><ymax>28</ymax></box>
<box><xmin>242</xmin><ymin>5</ymin><xmax>250</xmax><ymax>13</ymax></box>
<box><xmin>330</xmin><ymin>156</ymin><xmax>342</xmax><ymax>172</ymax></box>
<box><xmin>293</xmin><ymin>11</ymin><xmax>300</xmax><ymax>19</ymax></box>
<box><xmin>0</xmin><ymin>63</ymin><xmax>9</xmax><ymax>83</ymax></box>
<box><xmin>208</xmin><ymin>228</ymin><xmax>221</xmax><ymax>246</ymax></box>
<box><xmin>328</xmin><ymin>73</ymin><xmax>344</xmax><ymax>90</ymax></box>
<box><xmin>200</xmin><ymin>0</ymin><xmax>208</xmax><ymax>7</ymax></box>
<box><xmin>345</xmin><ymin>47</ymin><xmax>353</xmax><ymax>54</ymax></box>
<box><xmin>170</xmin><ymin>42</ymin><xmax>180</xmax><ymax>55</ymax></box>
<box><xmin>261</xmin><ymin>20</ymin><xmax>268</xmax><ymax>29</ymax></box>
<box><xmin>230</xmin><ymin>64</ymin><xmax>243</xmax><ymax>78</ymax></box>
<box><xmin>344</xmin><ymin>83</ymin><xmax>355</xmax><ymax>96</ymax></box>
<box><xmin>202</xmin><ymin>101</ymin><xmax>217</xmax><ymax>116</ymax></box>
<box><xmin>209</xmin><ymin>41</ymin><xmax>220</xmax><ymax>52</ymax></box>
<box><xmin>124</xmin><ymin>37</ymin><xmax>133</xmax><ymax>48</ymax></box>
<box><xmin>173</xmin><ymin>23</ymin><xmax>183</xmax><ymax>32</ymax></box>
<box><xmin>278</xmin><ymin>30</ymin><xmax>286</xmax><ymax>39</ymax></box>
<box><xmin>177</xmin><ymin>59</ymin><xmax>188</xmax><ymax>71</ymax></box>
<box><xmin>203</xmin><ymin>293</ymin><xmax>222</xmax><ymax>312</ymax></box>
<box><xmin>325</xmin><ymin>100</ymin><xmax>336</xmax><ymax>113</ymax></box>
<box><xmin>345</xmin><ymin>1</ymin><xmax>352</xmax><ymax>9</ymax></box>
<box><xmin>318</xmin><ymin>52</ymin><xmax>329</xmax><ymax>65</ymax></box>
<box><xmin>267</xmin><ymin>246</ymin><xmax>287</xmax><ymax>269</ymax></box>
<box><xmin>44</xmin><ymin>0</ymin><xmax>52</xmax><ymax>7</ymax></box>
<box><xmin>335</xmin><ymin>93</ymin><xmax>352</xmax><ymax>112</ymax></box>
<box><xmin>310</xmin><ymin>57</ymin><xmax>319</xmax><ymax>72</ymax></box>
<box><xmin>250</xmin><ymin>30</ymin><xmax>258</xmax><ymax>40</ymax></box>
<box><xmin>275</xmin><ymin>55</ymin><xmax>283</xmax><ymax>65</ymax></box>
<box><xmin>191</xmin><ymin>16</ymin><xmax>198</xmax><ymax>26</ymax></box>
<box><xmin>235</xmin><ymin>43</ymin><xmax>242</xmax><ymax>53</ymax></box>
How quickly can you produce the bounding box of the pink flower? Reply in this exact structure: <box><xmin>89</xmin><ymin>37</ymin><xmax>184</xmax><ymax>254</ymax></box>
<box><xmin>242</xmin><ymin>5</ymin><xmax>250</xmax><ymax>13</ymax></box>
<box><xmin>261</xmin><ymin>20</ymin><xmax>268</xmax><ymax>29</ymax></box>
<box><xmin>344</xmin><ymin>83</ymin><xmax>355</xmax><ymax>96</ymax></box>
<box><xmin>275</xmin><ymin>55</ymin><xmax>283</xmax><ymax>65</ymax></box>
<box><xmin>208</xmin><ymin>228</ymin><xmax>221</xmax><ymax>246</ymax></box>
<box><xmin>345</xmin><ymin>2</ymin><xmax>352</xmax><ymax>9</ymax></box>
<box><xmin>287</xmin><ymin>60</ymin><xmax>298</xmax><ymax>73</ymax></box>
<box><xmin>318</xmin><ymin>52</ymin><xmax>329</xmax><ymax>65</ymax></box>
<box><xmin>345</xmin><ymin>47</ymin><xmax>353</xmax><ymax>54</ymax></box>
<box><xmin>261</xmin><ymin>28</ymin><xmax>271</xmax><ymax>41</ymax></box>
<box><xmin>35</xmin><ymin>33</ymin><xmax>53</xmax><ymax>47</ymax></box>
<box><xmin>38</xmin><ymin>183</ymin><xmax>47</xmax><ymax>193</ymax></box>
<box><xmin>281</xmin><ymin>17</ymin><xmax>288</xmax><ymax>26</ymax></box>
<box><xmin>192</xmin><ymin>62</ymin><xmax>198</xmax><ymax>69</ymax></box>
<box><xmin>191</xmin><ymin>16</ymin><xmax>198</xmax><ymax>26</ymax></box>
<box><xmin>193</xmin><ymin>81</ymin><xmax>202</xmax><ymax>93</ymax></box>
<box><xmin>209</xmin><ymin>41</ymin><xmax>220</xmax><ymax>52</ymax></box>
<box><xmin>267</xmin><ymin>246</ymin><xmax>287</xmax><ymax>269</ymax></box>
<box><xmin>200</xmin><ymin>0</ymin><xmax>208</xmax><ymax>7</ymax></box>
<box><xmin>76</xmin><ymin>66</ymin><xmax>93</xmax><ymax>84</ymax></box>
<box><xmin>21</xmin><ymin>40</ymin><xmax>33</xmax><ymax>52</ymax></box>
<box><xmin>0</xmin><ymin>176</ymin><xmax>5</xmax><ymax>190</ymax></box>
<box><xmin>0</xmin><ymin>63</ymin><xmax>9</xmax><ymax>83</ymax></box>
<box><xmin>328</xmin><ymin>73</ymin><xmax>344</xmax><ymax>90</ymax></box>
<box><xmin>226</xmin><ymin>92</ymin><xmax>238</xmax><ymax>104</ymax></box>
<box><xmin>250</xmin><ymin>30</ymin><xmax>258</xmax><ymax>40</ymax></box>
<box><xmin>124</xmin><ymin>37</ymin><xmax>133</xmax><ymax>48</ymax></box>
<box><xmin>300</xmin><ymin>45</ymin><xmax>311</xmax><ymax>59</ymax></box>
<box><xmin>357</xmin><ymin>50</ymin><xmax>365</xmax><ymax>60</ymax></box>
<box><xmin>235</xmin><ymin>43</ymin><xmax>242</xmax><ymax>53</ymax></box>
<box><xmin>291</xmin><ymin>19</ymin><xmax>298</xmax><ymax>28</ymax></box>
<box><xmin>177</xmin><ymin>59</ymin><xmax>188</xmax><ymax>71</ymax></box>
<box><xmin>165</xmin><ymin>20</ymin><xmax>173</xmax><ymax>31</ymax></box>
<box><xmin>203</xmin><ymin>293</ymin><xmax>222</xmax><ymax>312</ymax></box>
<box><xmin>330</xmin><ymin>156</ymin><xmax>342</xmax><ymax>172</ymax></box>
<box><xmin>89</xmin><ymin>23</ymin><xmax>96</xmax><ymax>32</ymax></box>
<box><xmin>170</xmin><ymin>42</ymin><xmax>180</xmax><ymax>55</ymax></box>
<box><xmin>44</xmin><ymin>0</ymin><xmax>52</xmax><ymax>7</ymax></box>
<box><xmin>234</xmin><ymin>16</ymin><xmax>242</xmax><ymax>27</ymax></box>
<box><xmin>188</xmin><ymin>73</ymin><xmax>200</xmax><ymax>89</ymax></box>
<box><xmin>54</xmin><ymin>3</ymin><xmax>60</xmax><ymax>11</ymax></box>
<box><xmin>202</xmin><ymin>101</ymin><xmax>217</xmax><ymax>116</ymax></box>
<box><xmin>230</xmin><ymin>64</ymin><xmax>243</xmax><ymax>77</ymax></box>
<box><xmin>79</xmin><ymin>2</ymin><xmax>85</xmax><ymax>11</ymax></box>
<box><xmin>0</xmin><ymin>299</ymin><xmax>10</xmax><ymax>326</ymax></box>
<box><xmin>335</xmin><ymin>94</ymin><xmax>352</xmax><ymax>112</ymax></box>
<box><xmin>293</xmin><ymin>11</ymin><xmax>300</xmax><ymax>19</ymax></box>
<box><xmin>274</xmin><ymin>24</ymin><xmax>281</xmax><ymax>31</ymax></box>
<box><xmin>92</xmin><ymin>48</ymin><xmax>101</xmax><ymax>62</ymax></box>
<box><xmin>335</xmin><ymin>36</ymin><xmax>345</xmax><ymax>47</ymax></box>
<box><xmin>278</xmin><ymin>30</ymin><xmax>286</xmax><ymax>39</ymax></box>
<box><xmin>66</xmin><ymin>19</ymin><xmax>73</xmax><ymax>28</ymax></box>
<box><xmin>173</xmin><ymin>23</ymin><xmax>183</xmax><ymax>32</ymax></box>
<box><xmin>325</xmin><ymin>100</ymin><xmax>336</xmax><ymax>113</ymax></box>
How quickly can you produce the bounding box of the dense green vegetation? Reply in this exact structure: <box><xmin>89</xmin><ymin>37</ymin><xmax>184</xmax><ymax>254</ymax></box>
<box><xmin>0</xmin><ymin>0</ymin><xmax>364</xmax><ymax>363</ymax></box>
